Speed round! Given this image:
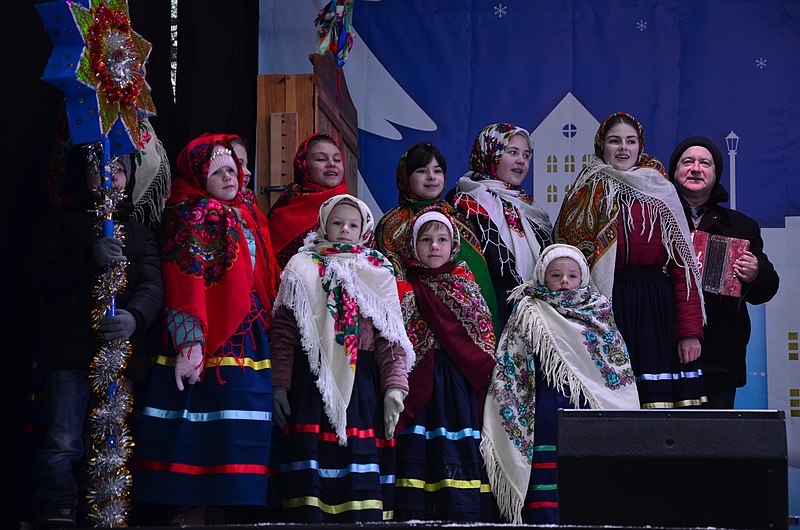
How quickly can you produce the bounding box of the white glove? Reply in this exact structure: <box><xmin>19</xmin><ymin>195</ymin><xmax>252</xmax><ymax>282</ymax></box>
<box><xmin>175</xmin><ymin>343</ymin><xmax>203</xmax><ymax>391</ymax></box>
<box><xmin>383</xmin><ymin>388</ymin><xmax>406</xmax><ymax>439</ymax></box>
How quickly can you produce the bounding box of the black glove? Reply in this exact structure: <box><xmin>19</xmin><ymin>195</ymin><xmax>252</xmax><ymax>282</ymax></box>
<box><xmin>273</xmin><ymin>386</ymin><xmax>291</xmax><ymax>429</ymax></box>
<box><xmin>99</xmin><ymin>308</ymin><xmax>137</xmax><ymax>341</ymax></box>
<box><xmin>92</xmin><ymin>237</ymin><xmax>126</xmax><ymax>266</ymax></box>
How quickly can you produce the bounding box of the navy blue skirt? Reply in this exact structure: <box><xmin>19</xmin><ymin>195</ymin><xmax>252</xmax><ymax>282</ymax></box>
<box><xmin>612</xmin><ymin>266</ymin><xmax>706</xmax><ymax>408</ymax></box>
<box><xmin>521</xmin><ymin>369</ymin><xmax>580</xmax><ymax>524</ymax></box>
<box><xmin>277</xmin><ymin>348</ymin><xmax>395</xmax><ymax>523</ymax></box>
<box><xmin>394</xmin><ymin>348</ymin><xmax>498</xmax><ymax>522</ymax></box>
<box><xmin>131</xmin><ymin>295</ymin><xmax>274</xmax><ymax>507</ymax></box>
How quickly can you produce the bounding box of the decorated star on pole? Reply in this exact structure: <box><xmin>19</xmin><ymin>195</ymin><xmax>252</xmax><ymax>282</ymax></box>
<box><xmin>36</xmin><ymin>1</ymin><xmax>156</xmax><ymax>526</ymax></box>
<box><xmin>37</xmin><ymin>0</ymin><xmax>156</xmax><ymax>156</ymax></box>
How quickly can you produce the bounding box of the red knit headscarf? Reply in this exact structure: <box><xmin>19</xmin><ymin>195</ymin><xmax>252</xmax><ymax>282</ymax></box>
<box><xmin>267</xmin><ymin>133</ymin><xmax>348</xmax><ymax>267</ymax></box>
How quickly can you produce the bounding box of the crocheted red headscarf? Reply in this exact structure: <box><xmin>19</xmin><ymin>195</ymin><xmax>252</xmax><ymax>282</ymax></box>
<box><xmin>267</xmin><ymin>133</ymin><xmax>348</xmax><ymax>268</ymax></box>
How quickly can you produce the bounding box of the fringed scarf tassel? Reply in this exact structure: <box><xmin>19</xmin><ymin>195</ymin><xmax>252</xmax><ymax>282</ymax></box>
<box><xmin>480</xmin><ymin>433</ymin><xmax>526</xmax><ymax>525</ymax></box>
<box><xmin>274</xmin><ymin>269</ymin><xmax>351</xmax><ymax>445</ymax></box>
<box><xmin>206</xmin><ymin>296</ymin><xmax>270</xmax><ymax>384</ymax></box>
<box><xmin>514</xmin><ymin>296</ymin><xmax>598</xmax><ymax>410</ymax></box>
<box><xmin>582</xmin><ymin>162</ymin><xmax>705</xmax><ymax>323</ymax></box>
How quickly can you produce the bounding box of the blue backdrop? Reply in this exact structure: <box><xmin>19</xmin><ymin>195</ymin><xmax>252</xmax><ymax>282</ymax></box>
<box><xmin>260</xmin><ymin>0</ymin><xmax>800</xmax><ymax>513</ymax></box>
<box><xmin>350</xmin><ymin>1</ymin><xmax>799</xmax><ymax>228</ymax></box>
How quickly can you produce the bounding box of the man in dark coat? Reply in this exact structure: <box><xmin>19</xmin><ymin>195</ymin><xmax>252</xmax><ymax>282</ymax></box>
<box><xmin>30</xmin><ymin>145</ymin><xmax>163</xmax><ymax>528</ymax></box>
<box><xmin>669</xmin><ymin>136</ymin><xmax>779</xmax><ymax>409</ymax></box>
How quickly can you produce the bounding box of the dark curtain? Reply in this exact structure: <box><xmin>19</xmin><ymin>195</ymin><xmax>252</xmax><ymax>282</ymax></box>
<box><xmin>5</xmin><ymin>0</ymin><xmax>258</xmax><ymax>527</ymax></box>
<box><xmin>129</xmin><ymin>0</ymin><xmax>180</xmax><ymax>167</ymax></box>
<box><xmin>4</xmin><ymin>2</ymin><xmax>64</xmax><ymax>527</ymax></box>
<box><xmin>175</xmin><ymin>0</ymin><xmax>259</xmax><ymax>154</ymax></box>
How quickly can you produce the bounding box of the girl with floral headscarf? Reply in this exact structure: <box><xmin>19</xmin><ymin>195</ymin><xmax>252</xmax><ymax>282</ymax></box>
<box><xmin>393</xmin><ymin>209</ymin><xmax>498</xmax><ymax>522</ymax></box>
<box><xmin>450</xmin><ymin>123</ymin><xmax>552</xmax><ymax>327</ymax></box>
<box><xmin>480</xmin><ymin>244</ymin><xmax>639</xmax><ymax>524</ymax></box>
<box><xmin>131</xmin><ymin>133</ymin><xmax>281</xmax><ymax>525</ymax></box>
<box><xmin>375</xmin><ymin>141</ymin><xmax>501</xmax><ymax>333</ymax></box>
<box><xmin>269</xmin><ymin>194</ymin><xmax>413</xmax><ymax>523</ymax></box>
<box><xmin>552</xmin><ymin>112</ymin><xmax>706</xmax><ymax>409</ymax></box>
<box><xmin>267</xmin><ymin>133</ymin><xmax>349</xmax><ymax>269</ymax></box>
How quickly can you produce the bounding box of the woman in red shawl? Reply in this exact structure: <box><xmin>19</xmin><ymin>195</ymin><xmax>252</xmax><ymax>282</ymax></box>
<box><xmin>267</xmin><ymin>133</ymin><xmax>348</xmax><ymax>268</ymax></box>
<box><xmin>131</xmin><ymin>133</ymin><xmax>281</xmax><ymax>525</ymax></box>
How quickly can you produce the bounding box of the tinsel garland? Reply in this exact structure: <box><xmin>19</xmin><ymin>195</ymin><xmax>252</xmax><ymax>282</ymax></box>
<box><xmin>38</xmin><ymin>1</ymin><xmax>154</xmax><ymax>521</ymax></box>
<box><xmin>86</xmin><ymin>3</ymin><xmax>142</xmax><ymax>105</ymax></box>
<box><xmin>88</xmin><ymin>180</ymin><xmax>134</xmax><ymax>527</ymax></box>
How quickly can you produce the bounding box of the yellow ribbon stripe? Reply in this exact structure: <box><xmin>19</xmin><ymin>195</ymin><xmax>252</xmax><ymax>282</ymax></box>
<box><xmin>395</xmin><ymin>478</ymin><xmax>483</xmax><ymax>491</ymax></box>
<box><xmin>154</xmin><ymin>355</ymin><xmax>271</xmax><ymax>370</ymax></box>
<box><xmin>283</xmin><ymin>496</ymin><xmax>383</xmax><ymax>515</ymax></box>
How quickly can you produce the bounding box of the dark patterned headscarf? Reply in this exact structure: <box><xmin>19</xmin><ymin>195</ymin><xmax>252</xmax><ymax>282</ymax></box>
<box><xmin>394</xmin><ymin>142</ymin><xmax>445</xmax><ymax>205</ymax></box>
<box><xmin>593</xmin><ymin>112</ymin><xmax>667</xmax><ymax>178</ymax></box>
<box><xmin>377</xmin><ymin>143</ymin><xmax>480</xmax><ymax>276</ymax></box>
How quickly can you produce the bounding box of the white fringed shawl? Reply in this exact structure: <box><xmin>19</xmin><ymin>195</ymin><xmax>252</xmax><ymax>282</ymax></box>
<box><xmin>558</xmin><ymin>156</ymin><xmax>703</xmax><ymax>318</ymax></box>
<box><xmin>274</xmin><ymin>233</ymin><xmax>414</xmax><ymax>446</ymax></box>
<box><xmin>481</xmin><ymin>282</ymin><xmax>640</xmax><ymax>523</ymax></box>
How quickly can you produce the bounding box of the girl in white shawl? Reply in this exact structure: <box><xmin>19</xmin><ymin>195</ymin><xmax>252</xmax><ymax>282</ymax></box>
<box><xmin>480</xmin><ymin>244</ymin><xmax>639</xmax><ymax>524</ymax></box>
<box><xmin>269</xmin><ymin>194</ymin><xmax>414</xmax><ymax>523</ymax></box>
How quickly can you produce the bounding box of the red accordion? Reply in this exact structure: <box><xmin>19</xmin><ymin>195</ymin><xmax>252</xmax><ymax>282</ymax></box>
<box><xmin>691</xmin><ymin>230</ymin><xmax>750</xmax><ymax>298</ymax></box>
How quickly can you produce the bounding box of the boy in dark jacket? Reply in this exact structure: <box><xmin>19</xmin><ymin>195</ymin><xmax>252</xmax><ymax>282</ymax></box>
<box><xmin>30</xmin><ymin>144</ymin><xmax>163</xmax><ymax>528</ymax></box>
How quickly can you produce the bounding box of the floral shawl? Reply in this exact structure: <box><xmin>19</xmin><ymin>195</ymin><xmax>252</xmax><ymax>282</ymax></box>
<box><xmin>552</xmin><ymin>112</ymin><xmax>703</xmax><ymax>307</ymax></box>
<box><xmin>267</xmin><ymin>133</ymin><xmax>348</xmax><ymax>268</ymax></box>
<box><xmin>273</xmin><ymin>194</ymin><xmax>415</xmax><ymax>444</ymax></box>
<box><xmin>376</xmin><ymin>145</ymin><xmax>501</xmax><ymax>330</ymax></box>
<box><xmin>451</xmin><ymin>123</ymin><xmax>552</xmax><ymax>285</ymax></box>
<box><xmin>480</xmin><ymin>245</ymin><xmax>639</xmax><ymax>524</ymax></box>
<box><xmin>160</xmin><ymin>133</ymin><xmax>280</xmax><ymax>362</ymax></box>
<box><xmin>131</xmin><ymin>117</ymin><xmax>172</xmax><ymax>230</ymax></box>
<box><xmin>395</xmin><ymin>210</ymin><xmax>496</xmax><ymax>434</ymax></box>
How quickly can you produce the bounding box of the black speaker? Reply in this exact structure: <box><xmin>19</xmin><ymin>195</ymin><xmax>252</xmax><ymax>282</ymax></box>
<box><xmin>557</xmin><ymin>409</ymin><xmax>788</xmax><ymax>529</ymax></box>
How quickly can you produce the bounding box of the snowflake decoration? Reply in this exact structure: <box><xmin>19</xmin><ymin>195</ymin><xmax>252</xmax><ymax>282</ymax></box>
<box><xmin>494</xmin><ymin>3</ymin><xmax>507</xmax><ymax>18</ymax></box>
<box><xmin>636</xmin><ymin>19</ymin><xmax>647</xmax><ymax>31</ymax></box>
<box><xmin>756</xmin><ymin>57</ymin><xmax>767</xmax><ymax>69</ymax></box>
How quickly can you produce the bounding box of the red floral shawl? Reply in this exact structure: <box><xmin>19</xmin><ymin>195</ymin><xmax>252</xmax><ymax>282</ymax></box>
<box><xmin>160</xmin><ymin>133</ymin><xmax>280</xmax><ymax>358</ymax></box>
<box><xmin>396</xmin><ymin>211</ymin><xmax>496</xmax><ymax>433</ymax></box>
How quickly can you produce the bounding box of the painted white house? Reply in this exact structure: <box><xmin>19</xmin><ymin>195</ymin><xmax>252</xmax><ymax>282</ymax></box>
<box><xmin>762</xmin><ymin>218</ymin><xmax>800</xmax><ymax>467</ymax></box>
<box><xmin>529</xmin><ymin>92</ymin><xmax>599</xmax><ymax>223</ymax></box>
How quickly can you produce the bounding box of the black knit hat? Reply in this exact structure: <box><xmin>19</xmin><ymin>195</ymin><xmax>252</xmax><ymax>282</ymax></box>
<box><xmin>668</xmin><ymin>136</ymin><xmax>724</xmax><ymax>185</ymax></box>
